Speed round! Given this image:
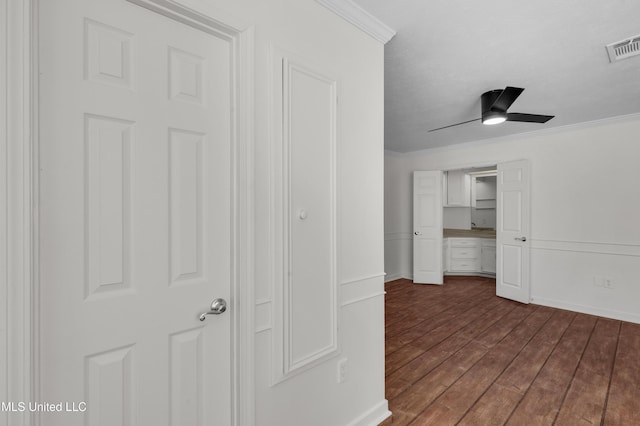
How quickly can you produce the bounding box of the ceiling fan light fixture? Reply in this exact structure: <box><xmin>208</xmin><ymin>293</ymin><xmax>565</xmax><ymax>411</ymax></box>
<box><xmin>482</xmin><ymin>111</ymin><xmax>506</xmax><ymax>125</ymax></box>
<box><xmin>428</xmin><ymin>86</ymin><xmax>554</xmax><ymax>132</ymax></box>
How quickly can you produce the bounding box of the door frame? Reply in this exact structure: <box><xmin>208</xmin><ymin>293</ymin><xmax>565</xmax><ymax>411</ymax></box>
<box><xmin>440</xmin><ymin>159</ymin><xmax>531</xmax><ymax>302</ymax></box>
<box><xmin>4</xmin><ymin>1</ymin><xmax>256</xmax><ymax>425</ymax></box>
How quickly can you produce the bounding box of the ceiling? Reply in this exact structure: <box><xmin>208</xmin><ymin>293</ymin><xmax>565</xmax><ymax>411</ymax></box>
<box><xmin>351</xmin><ymin>0</ymin><xmax>640</xmax><ymax>152</ymax></box>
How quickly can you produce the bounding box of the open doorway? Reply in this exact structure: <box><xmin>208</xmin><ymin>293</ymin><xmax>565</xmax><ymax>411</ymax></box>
<box><xmin>413</xmin><ymin>160</ymin><xmax>532</xmax><ymax>304</ymax></box>
<box><xmin>443</xmin><ymin>166</ymin><xmax>497</xmax><ymax>279</ymax></box>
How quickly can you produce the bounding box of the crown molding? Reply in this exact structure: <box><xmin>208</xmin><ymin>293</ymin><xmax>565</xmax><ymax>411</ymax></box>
<box><xmin>315</xmin><ymin>0</ymin><xmax>396</xmax><ymax>44</ymax></box>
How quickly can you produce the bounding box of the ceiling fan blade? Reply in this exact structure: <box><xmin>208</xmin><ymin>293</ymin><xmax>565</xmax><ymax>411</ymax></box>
<box><xmin>428</xmin><ymin>118</ymin><xmax>481</xmax><ymax>132</ymax></box>
<box><xmin>506</xmin><ymin>112</ymin><xmax>554</xmax><ymax>123</ymax></box>
<box><xmin>491</xmin><ymin>86</ymin><xmax>524</xmax><ymax>112</ymax></box>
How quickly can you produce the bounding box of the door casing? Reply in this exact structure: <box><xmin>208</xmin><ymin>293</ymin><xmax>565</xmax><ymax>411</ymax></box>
<box><xmin>5</xmin><ymin>1</ymin><xmax>255</xmax><ymax>425</ymax></box>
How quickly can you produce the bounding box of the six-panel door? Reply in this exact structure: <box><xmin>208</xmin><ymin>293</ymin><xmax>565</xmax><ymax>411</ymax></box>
<box><xmin>39</xmin><ymin>0</ymin><xmax>233</xmax><ymax>424</ymax></box>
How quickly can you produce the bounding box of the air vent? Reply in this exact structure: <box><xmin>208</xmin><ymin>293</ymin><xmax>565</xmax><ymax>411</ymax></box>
<box><xmin>606</xmin><ymin>35</ymin><xmax>640</xmax><ymax>63</ymax></box>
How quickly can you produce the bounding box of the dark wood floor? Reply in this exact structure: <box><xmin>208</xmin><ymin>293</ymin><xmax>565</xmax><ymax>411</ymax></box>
<box><xmin>381</xmin><ymin>277</ymin><xmax>640</xmax><ymax>426</ymax></box>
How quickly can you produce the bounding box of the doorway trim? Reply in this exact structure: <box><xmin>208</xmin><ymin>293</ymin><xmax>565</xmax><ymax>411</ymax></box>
<box><xmin>5</xmin><ymin>1</ymin><xmax>255</xmax><ymax>425</ymax></box>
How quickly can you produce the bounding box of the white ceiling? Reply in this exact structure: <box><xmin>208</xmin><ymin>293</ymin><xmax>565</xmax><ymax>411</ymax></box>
<box><xmin>351</xmin><ymin>0</ymin><xmax>640</xmax><ymax>152</ymax></box>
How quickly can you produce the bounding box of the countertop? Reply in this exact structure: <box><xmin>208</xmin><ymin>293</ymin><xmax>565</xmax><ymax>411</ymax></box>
<box><xmin>444</xmin><ymin>228</ymin><xmax>496</xmax><ymax>239</ymax></box>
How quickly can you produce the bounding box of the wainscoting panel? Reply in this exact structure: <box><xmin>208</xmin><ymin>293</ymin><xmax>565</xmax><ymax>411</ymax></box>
<box><xmin>531</xmin><ymin>239</ymin><xmax>640</xmax><ymax>324</ymax></box>
<box><xmin>341</xmin><ymin>274</ymin><xmax>386</xmax><ymax>307</ymax></box>
<box><xmin>270</xmin><ymin>48</ymin><xmax>338</xmax><ymax>384</ymax></box>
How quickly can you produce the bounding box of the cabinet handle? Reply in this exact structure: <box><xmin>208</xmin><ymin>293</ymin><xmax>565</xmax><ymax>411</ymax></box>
<box><xmin>514</xmin><ymin>237</ymin><xmax>527</xmax><ymax>242</ymax></box>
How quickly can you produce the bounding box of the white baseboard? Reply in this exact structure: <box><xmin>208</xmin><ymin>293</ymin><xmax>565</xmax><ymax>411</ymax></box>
<box><xmin>445</xmin><ymin>272</ymin><xmax>496</xmax><ymax>279</ymax></box>
<box><xmin>532</xmin><ymin>296</ymin><xmax>640</xmax><ymax>325</ymax></box>
<box><xmin>347</xmin><ymin>400</ymin><xmax>391</xmax><ymax>426</ymax></box>
<box><xmin>384</xmin><ymin>273</ymin><xmax>403</xmax><ymax>282</ymax></box>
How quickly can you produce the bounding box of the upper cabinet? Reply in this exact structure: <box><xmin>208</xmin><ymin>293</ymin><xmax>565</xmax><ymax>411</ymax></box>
<box><xmin>444</xmin><ymin>170</ymin><xmax>471</xmax><ymax>207</ymax></box>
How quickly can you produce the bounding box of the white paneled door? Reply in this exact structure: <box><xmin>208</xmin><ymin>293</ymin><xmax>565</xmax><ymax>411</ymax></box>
<box><xmin>496</xmin><ymin>160</ymin><xmax>531</xmax><ymax>303</ymax></box>
<box><xmin>413</xmin><ymin>171</ymin><xmax>443</xmax><ymax>284</ymax></box>
<box><xmin>39</xmin><ymin>0</ymin><xmax>233</xmax><ymax>424</ymax></box>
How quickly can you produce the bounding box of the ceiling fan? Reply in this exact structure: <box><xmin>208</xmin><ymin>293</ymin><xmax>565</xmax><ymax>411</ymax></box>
<box><xmin>429</xmin><ymin>86</ymin><xmax>554</xmax><ymax>132</ymax></box>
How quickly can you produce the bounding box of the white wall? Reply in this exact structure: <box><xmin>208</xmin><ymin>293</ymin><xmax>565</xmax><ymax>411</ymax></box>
<box><xmin>197</xmin><ymin>1</ymin><xmax>387</xmax><ymax>425</ymax></box>
<box><xmin>384</xmin><ymin>115</ymin><xmax>640</xmax><ymax>323</ymax></box>
<box><xmin>443</xmin><ymin>207</ymin><xmax>471</xmax><ymax>230</ymax></box>
<box><xmin>471</xmin><ymin>208</ymin><xmax>496</xmax><ymax>228</ymax></box>
<box><xmin>384</xmin><ymin>152</ymin><xmax>412</xmax><ymax>281</ymax></box>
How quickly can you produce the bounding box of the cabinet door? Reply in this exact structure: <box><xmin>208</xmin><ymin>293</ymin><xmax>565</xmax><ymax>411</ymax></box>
<box><xmin>482</xmin><ymin>246</ymin><xmax>497</xmax><ymax>273</ymax></box>
<box><xmin>448</xmin><ymin>238</ymin><xmax>480</xmax><ymax>272</ymax></box>
<box><xmin>443</xmin><ymin>239</ymin><xmax>449</xmax><ymax>272</ymax></box>
<box><xmin>446</xmin><ymin>170</ymin><xmax>470</xmax><ymax>206</ymax></box>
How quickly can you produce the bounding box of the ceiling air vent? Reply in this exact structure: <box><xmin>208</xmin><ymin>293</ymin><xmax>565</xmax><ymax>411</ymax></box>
<box><xmin>606</xmin><ymin>35</ymin><xmax>640</xmax><ymax>63</ymax></box>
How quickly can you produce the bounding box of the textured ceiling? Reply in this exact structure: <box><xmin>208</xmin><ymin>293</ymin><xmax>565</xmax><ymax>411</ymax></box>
<box><xmin>352</xmin><ymin>0</ymin><xmax>640</xmax><ymax>152</ymax></box>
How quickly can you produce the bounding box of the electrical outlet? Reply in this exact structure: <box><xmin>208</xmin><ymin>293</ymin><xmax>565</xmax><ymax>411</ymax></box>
<box><xmin>337</xmin><ymin>358</ymin><xmax>348</xmax><ymax>383</ymax></box>
<box><xmin>604</xmin><ymin>277</ymin><xmax>615</xmax><ymax>289</ymax></box>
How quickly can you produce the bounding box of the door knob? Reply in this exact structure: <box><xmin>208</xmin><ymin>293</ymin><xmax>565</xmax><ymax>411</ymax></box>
<box><xmin>514</xmin><ymin>237</ymin><xmax>527</xmax><ymax>242</ymax></box>
<box><xmin>414</xmin><ymin>231</ymin><xmax>422</xmax><ymax>236</ymax></box>
<box><xmin>199</xmin><ymin>298</ymin><xmax>227</xmax><ymax>321</ymax></box>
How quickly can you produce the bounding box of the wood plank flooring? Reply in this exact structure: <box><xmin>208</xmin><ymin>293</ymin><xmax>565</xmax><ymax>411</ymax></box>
<box><xmin>381</xmin><ymin>277</ymin><xmax>640</xmax><ymax>426</ymax></box>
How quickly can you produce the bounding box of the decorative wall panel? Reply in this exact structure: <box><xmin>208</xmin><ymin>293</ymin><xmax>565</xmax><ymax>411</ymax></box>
<box><xmin>271</xmin><ymin>50</ymin><xmax>338</xmax><ymax>382</ymax></box>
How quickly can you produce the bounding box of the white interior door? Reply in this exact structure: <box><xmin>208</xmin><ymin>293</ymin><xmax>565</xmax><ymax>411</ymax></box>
<box><xmin>39</xmin><ymin>0</ymin><xmax>233</xmax><ymax>424</ymax></box>
<box><xmin>496</xmin><ymin>160</ymin><xmax>531</xmax><ymax>303</ymax></box>
<box><xmin>413</xmin><ymin>171</ymin><xmax>443</xmax><ymax>284</ymax></box>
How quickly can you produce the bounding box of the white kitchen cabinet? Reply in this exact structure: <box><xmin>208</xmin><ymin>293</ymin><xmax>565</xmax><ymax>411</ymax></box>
<box><xmin>444</xmin><ymin>237</ymin><xmax>495</xmax><ymax>276</ymax></box>
<box><xmin>481</xmin><ymin>240</ymin><xmax>496</xmax><ymax>274</ymax></box>
<box><xmin>443</xmin><ymin>240</ymin><xmax>449</xmax><ymax>272</ymax></box>
<box><xmin>448</xmin><ymin>238</ymin><xmax>480</xmax><ymax>272</ymax></box>
<box><xmin>445</xmin><ymin>170</ymin><xmax>471</xmax><ymax>207</ymax></box>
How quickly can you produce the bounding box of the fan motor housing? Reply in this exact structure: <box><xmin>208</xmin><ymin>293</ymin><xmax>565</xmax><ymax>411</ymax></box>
<box><xmin>481</xmin><ymin>89</ymin><xmax>506</xmax><ymax>124</ymax></box>
<box><xmin>481</xmin><ymin>89</ymin><xmax>504</xmax><ymax>114</ymax></box>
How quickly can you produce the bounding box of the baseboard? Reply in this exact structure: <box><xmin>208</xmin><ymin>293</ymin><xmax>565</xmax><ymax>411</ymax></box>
<box><xmin>346</xmin><ymin>400</ymin><xmax>391</xmax><ymax>426</ymax></box>
<box><xmin>387</xmin><ymin>272</ymin><xmax>498</xmax><ymax>283</ymax></box>
<box><xmin>385</xmin><ymin>273</ymin><xmax>415</xmax><ymax>283</ymax></box>
<box><xmin>384</xmin><ymin>273</ymin><xmax>403</xmax><ymax>282</ymax></box>
<box><xmin>445</xmin><ymin>272</ymin><xmax>496</xmax><ymax>279</ymax></box>
<box><xmin>532</xmin><ymin>296</ymin><xmax>640</xmax><ymax>325</ymax></box>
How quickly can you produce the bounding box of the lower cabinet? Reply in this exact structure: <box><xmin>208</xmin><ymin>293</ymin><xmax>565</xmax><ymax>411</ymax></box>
<box><xmin>481</xmin><ymin>240</ymin><xmax>496</xmax><ymax>274</ymax></box>
<box><xmin>450</xmin><ymin>238</ymin><xmax>480</xmax><ymax>272</ymax></box>
<box><xmin>444</xmin><ymin>237</ymin><xmax>496</xmax><ymax>276</ymax></box>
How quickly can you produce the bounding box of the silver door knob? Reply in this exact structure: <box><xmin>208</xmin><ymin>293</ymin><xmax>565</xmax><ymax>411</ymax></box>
<box><xmin>414</xmin><ymin>231</ymin><xmax>422</xmax><ymax>236</ymax></box>
<box><xmin>199</xmin><ymin>298</ymin><xmax>227</xmax><ymax>321</ymax></box>
<box><xmin>514</xmin><ymin>237</ymin><xmax>527</xmax><ymax>242</ymax></box>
